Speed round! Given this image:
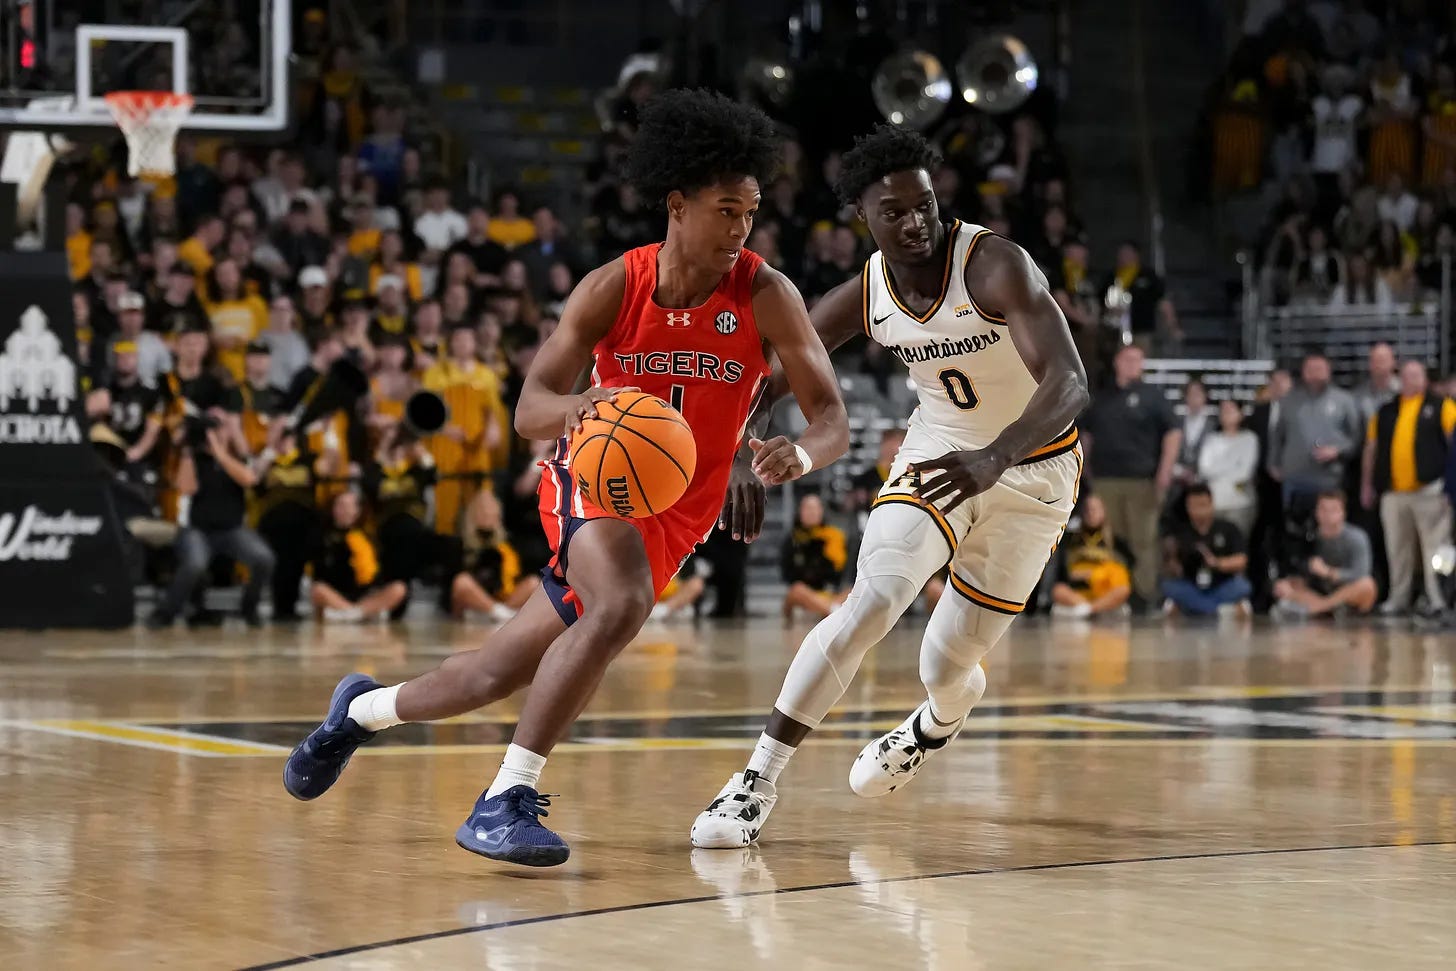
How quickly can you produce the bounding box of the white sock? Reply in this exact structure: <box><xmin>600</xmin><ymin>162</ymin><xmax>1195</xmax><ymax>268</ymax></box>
<box><xmin>346</xmin><ymin>683</ymin><xmax>404</xmax><ymax>731</ymax></box>
<box><xmin>919</xmin><ymin>663</ymin><xmax>986</xmax><ymax>740</ymax></box>
<box><xmin>744</xmin><ymin>733</ymin><xmax>796</xmax><ymax>784</ymax></box>
<box><xmin>918</xmin><ymin>704</ymin><xmax>962</xmax><ymax>740</ymax></box>
<box><xmin>486</xmin><ymin>743</ymin><xmax>547</xmax><ymax>798</ymax></box>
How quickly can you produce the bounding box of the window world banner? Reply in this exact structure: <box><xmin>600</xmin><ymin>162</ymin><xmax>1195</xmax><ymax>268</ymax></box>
<box><xmin>0</xmin><ymin>253</ymin><xmax>133</xmax><ymax>628</ymax></box>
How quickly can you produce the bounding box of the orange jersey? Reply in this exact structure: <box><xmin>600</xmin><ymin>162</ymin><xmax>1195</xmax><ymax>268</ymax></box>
<box><xmin>565</xmin><ymin>244</ymin><xmax>769</xmax><ymax>538</ymax></box>
<box><xmin>538</xmin><ymin>244</ymin><xmax>770</xmax><ymax>618</ymax></box>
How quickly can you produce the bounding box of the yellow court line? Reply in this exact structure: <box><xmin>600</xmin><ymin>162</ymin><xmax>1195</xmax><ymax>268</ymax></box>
<box><xmin>93</xmin><ymin>684</ymin><xmax>1445</xmax><ymax>728</ymax></box>
<box><xmin>25</xmin><ymin>719</ymin><xmax>287</xmax><ymax>756</ymax></box>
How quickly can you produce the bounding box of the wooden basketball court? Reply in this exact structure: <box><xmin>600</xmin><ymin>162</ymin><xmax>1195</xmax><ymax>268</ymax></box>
<box><xmin>2</xmin><ymin>615</ymin><xmax>1454</xmax><ymax>969</ymax></box>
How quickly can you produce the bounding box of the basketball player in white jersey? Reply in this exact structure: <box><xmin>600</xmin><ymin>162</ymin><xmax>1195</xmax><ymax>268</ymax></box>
<box><xmin>692</xmin><ymin>124</ymin><xmax>1089</xmax><ymax>847</ymax></box>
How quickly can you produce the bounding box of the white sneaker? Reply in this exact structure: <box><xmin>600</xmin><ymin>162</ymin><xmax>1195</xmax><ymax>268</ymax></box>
<box><xmin>1217</xmin><ymin>599</ymin><xmax>1252</xmax><ymax>620</ymax></box>
<box><xmin>1051</xmin><ymin>601</ymin><xmax>1092</xmax><ymax>619</ymax></box>
<box><xmin>489</xmin><ymin>603</ymin><xmax>516</xmax><ymax>623</ymax></box>
<box><xmin>322</xmin><ymin>606</ymin><xmax>365</xmax><ymax>623</ymax></box>
<box><xmin>690</xmin><ymin>771</ymin><xmax>778</xmax><ymax>848</ymax></box>
<box><xmin>849</xmin><ymin>701</ymin><xmax>963</xmax><ymax>798</ymax></box>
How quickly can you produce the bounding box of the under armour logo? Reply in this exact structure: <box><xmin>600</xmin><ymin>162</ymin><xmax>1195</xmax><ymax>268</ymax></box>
<box><xmin>666</xmin><ymin>312</ymin><xmax>692</xmax><ymax>328</ymax></box>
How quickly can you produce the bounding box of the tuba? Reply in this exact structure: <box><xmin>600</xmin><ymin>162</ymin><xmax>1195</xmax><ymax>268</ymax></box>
<box><xmin>955</xmin><ymin>35</ymin><xmax>1038</xmax><ymax>114</ymax></box>
<box><xmin>871</xmin><ymin>50</ymin><xmax>953</xmax><ymax>130</ymax></box>
<box><xmin>403</xmin><ymin>390</ymin><xmax>449</xmax><ymax>438</ymax></box>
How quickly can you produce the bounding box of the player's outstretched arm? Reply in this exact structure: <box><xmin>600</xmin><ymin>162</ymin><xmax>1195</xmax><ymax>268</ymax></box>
<box><xmin>514</xmin><ymin>261</ymin><xmax>638</xmax><ymax>440</ymax></box>
<box><xmin>748</xmin><ymin>267</ymin><xmax>852</xmax><ymax>486</ymax></box>
<box><xmin>914</xmin><ymin>235</ymin><xmax>1090</xmax><ymax>513</ymax></box>
<box><xmin>719</xmin><ymin>275</ymin><xmax>862</xmax><ymax>541</ymax></box>
<box><xmin>745</xmin><ymin>274</ymin><xmax>866</xmax><ymax>432</ymax></box>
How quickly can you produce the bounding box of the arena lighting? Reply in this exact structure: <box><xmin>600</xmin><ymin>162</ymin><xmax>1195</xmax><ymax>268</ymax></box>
<box><xmin>955</xmin><ymin>34</ymin><xmax>1037</xmax><ymax>114</ymax></box>
<box><xmin>871</xmin><ymin>50</ymin><xmax>952</xmax><ymax>130</ymax></box>
<box><xmin>740</xmin><ymin>57</ymin><xmax>794</xmax><ymax>109</ymax></box>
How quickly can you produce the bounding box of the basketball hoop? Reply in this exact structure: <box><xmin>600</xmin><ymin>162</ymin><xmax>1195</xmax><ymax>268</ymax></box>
<box><xmin>104</xmin><ymin>91</ymin><xmax>194</xmax><ymax>177</ymax></box>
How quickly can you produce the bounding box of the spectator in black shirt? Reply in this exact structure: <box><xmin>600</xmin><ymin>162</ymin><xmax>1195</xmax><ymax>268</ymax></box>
<box><xmin>1082</xmin><ymin>344</ymin><xmax>1182</xmax><ymax>606</ymax></box>
<box><xmin>104</xmin><ymin>343</ymin><xmax>164</xmax><ymax>469</ymax></box>
<box><xmin>446</xmin><ymin>204</ymin><xmax>510</xmax><ymax>289</ymax></box>
<box><xmin>296</xmin><ymin>266</ymin><xmax>336</xmax><ymax>334</ymax></box>
<box><xmin>516</xmin><ymin>207</ymin><xmax>579</xmax><ymax>296</ymax></box>
<box><xmin>802</xmin><ymin>225</ymin><xmax>860</xmax><ymax>301</ymax></box>
<box><xmin>1102</xmin><ymin>242</ymin><xmax>1181</xmax><ymax>352</ymax></box>
<box><xmin>150</xmin><ymin>262</ymin><xmax>207</xmax><ymax>334</ymax></box>
<box><xmin>1160</xmin><ymin>482</ymin><xmax>1252</xmax><ymax>617</ymax></box>
<box><xmin>148</xmin><ymin>416</ymin><xmax>275</xmax><ymax>628</ymax></box>
<box><xmin>781</xmin><ymin>493</ymin><xmax>849</xmax><ymax>620</ymax></box>
<box><xmin>310</xmin><ymin>491</ymin><xmax>407</xmax><ymax>622</ymax></box>
<box><xmin>273</xmin><ymin>199</ymin><xmax>330</xmax><ymax>276</ymax></box>
<box><xmin>254</xmin><ymin>429</ymin><xmax>321</xmax><ymax>622</ymax></box>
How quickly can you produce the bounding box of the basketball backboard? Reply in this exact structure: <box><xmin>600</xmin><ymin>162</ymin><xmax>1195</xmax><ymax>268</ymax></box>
<box><xmin>0</xmin><ymin>0</ymin><xmax>291</xmax><ymax>133</ymax></box>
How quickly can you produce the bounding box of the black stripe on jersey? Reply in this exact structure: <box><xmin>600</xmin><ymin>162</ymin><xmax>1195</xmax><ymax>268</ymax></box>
<box><xmin>882</xmin><ymin>221</ymin><xmax>961</xmax><ymax>324</ymax></box>
<box><xmin>963</xmin><ymin>228</ymin><xmax>1008</xmax><ymax>325</ymax></box>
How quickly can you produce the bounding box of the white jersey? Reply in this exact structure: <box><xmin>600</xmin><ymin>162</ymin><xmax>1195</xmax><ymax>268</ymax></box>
<box><xmin>863</xmin><ymin>221</ymin><xmax>1073</xmax><ymax>458</ymax></box>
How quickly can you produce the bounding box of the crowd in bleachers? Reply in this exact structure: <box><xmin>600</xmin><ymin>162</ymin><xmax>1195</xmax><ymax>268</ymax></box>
<box><xmin>57</xmin><ymin>1</ymin><xmax>1456</xmax><ymax>628</ymax></box>
<box><xmin>61</xmin><ymin>13</ymin><xmax>1157</xmax><ymax>628</ymax></box>
<box><xmin>1209</xmin><ymin>1</ymin><xmax>1456</xmax><ymax>310</ymax></box>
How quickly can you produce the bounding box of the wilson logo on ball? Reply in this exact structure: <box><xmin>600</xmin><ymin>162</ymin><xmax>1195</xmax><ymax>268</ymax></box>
<box><xmin>605</xmin><ymin>476</ymin><xmax>635</xmax><ymax>518</ymax></box>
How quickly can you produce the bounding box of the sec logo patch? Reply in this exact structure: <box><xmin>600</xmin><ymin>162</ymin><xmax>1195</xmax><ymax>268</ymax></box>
<box><xmin>715</xmin><ymin>310</ymin><xmax>738</xmax><ymax>335</ymax></box>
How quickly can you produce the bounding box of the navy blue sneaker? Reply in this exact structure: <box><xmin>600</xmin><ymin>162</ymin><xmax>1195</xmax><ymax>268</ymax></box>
<box><xmin>455</xmin><ymin>785</ymin><xmax>570</xmax><ymax>867</ymax></box>
<box><xmin>283</xmin><ymin>673</ymin><xmax>382</xmax><ymax>800</ymax></box>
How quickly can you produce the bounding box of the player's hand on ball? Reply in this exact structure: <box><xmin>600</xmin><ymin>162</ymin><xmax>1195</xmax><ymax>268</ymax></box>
<box><xmin>564</xmin><ymin>386</ymin><xmax>639</xmax><ymax>436</ymax></box>
<box><xmin>719</xmin><ymin>456</ymin><xmax>767</xmax><ymax>542</ymax></box>
<box><xmin>912</xmin><ymin>448</ymin><xmax>1009</xmax><ymax>515</ymax></box>
<box><xmin>749</xmin><ymin>436</ymin><xmax>807</xmax><ymax>486</ymax></box>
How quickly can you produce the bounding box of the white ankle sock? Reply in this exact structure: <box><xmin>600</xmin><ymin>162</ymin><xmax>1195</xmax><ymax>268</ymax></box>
<box><xmin>918</xmin><ymin>704</ymin><xmax>962</xmax><ymax>740</ymax></box>
<box><xmin>486</xmin><ymin>743</ymin><xmax>548</xmax><ymax>798</ymax></box>
<box><xmin>745</xmin><ymin>733</ymin><xmax>796</xmax><ymax>784</ymax></box>
<box><xmin>346</xmin><ymin>683</ymin><xmax>404</xmax><ymax>731</ymax></box>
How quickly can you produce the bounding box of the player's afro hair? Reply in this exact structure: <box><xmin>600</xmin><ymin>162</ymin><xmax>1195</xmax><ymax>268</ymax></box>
<box><xmin>625</xmin><ymin>89</ymin><xmax>781</xmax><ymax>208</ymax></box>
<box><xmin>834</xmin><ymin>124</ymin><xmax>943</xmax><ymax>206</ymax></box>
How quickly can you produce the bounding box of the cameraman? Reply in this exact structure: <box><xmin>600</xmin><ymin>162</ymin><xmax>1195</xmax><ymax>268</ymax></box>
<box><xmin>147</xmin><ymin>411</ymin><xmax>275</xmax><ymax>628</ymax></box>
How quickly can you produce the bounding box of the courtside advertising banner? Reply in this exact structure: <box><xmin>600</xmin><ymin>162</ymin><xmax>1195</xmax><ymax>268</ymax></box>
<box><xmin>0</xmin><ymin>253</ymin><xmax>133</xmax><ymax>627</ymax></box>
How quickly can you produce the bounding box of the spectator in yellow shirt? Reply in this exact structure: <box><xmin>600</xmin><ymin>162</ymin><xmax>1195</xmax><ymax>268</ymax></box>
<box><xmin>204</xmin><ymin>258</ymin><xmax>268</xmax><ymax>382</ymax></box>
<box><xmin>1361</xmin><ymin>359</ymin><xmax>1456</xmax><ymax>614</ymax></box>
<box><xmin>66</xmin><ymin>204</ymin><xmax>92</xmax><ymax>281</ymax></box>
<box><xmin>781</xmin><ymin>493</ymin><xmax>849</xmax><ymax>620</ymax></box>
<box><xmin>486</xmin><ymin>190</ymin><xmax>537</xmax><ymax>250</ymax></box>
<box><xmin>421</xmin><ymin>324</ymin><xmax>507</xmax><ymax>534</ymax></box>
<box><xmin>347</xmin><ymin>198</ymin><xmax>382</xmax><ymax>259</ymax></box>
<box><xmin>310</xmin><ymin>491</ymin><xmax>408</xmax><ymax>622</ymax></box>
<box><xmin>178</xmin><ymin>214</ymin><xmax>224</xmax><ymax>278</ymax></box>
<box><xmin>368</xmin><ymin>229</ymin><xmax>424</xmax><ymax>301</ymax></box>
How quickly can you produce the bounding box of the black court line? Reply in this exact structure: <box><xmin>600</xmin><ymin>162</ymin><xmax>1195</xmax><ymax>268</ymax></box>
<box><xmin>237</xmin><ymin>839</ymin><xmax>1454</xmax><ymax>969</ymax></box>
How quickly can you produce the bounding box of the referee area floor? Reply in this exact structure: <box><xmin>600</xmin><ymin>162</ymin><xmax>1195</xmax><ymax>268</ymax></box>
<box><xmin>2</xmin><ymin>612</ymin><xmax>1454</xmax><ymax>969</ymax></box>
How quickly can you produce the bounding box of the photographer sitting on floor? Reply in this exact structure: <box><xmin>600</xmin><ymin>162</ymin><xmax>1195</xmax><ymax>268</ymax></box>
<box><xmin>1272</xmin><ymin>490</ymin><xmax>1378</xmax><ymax>620</ymax></box>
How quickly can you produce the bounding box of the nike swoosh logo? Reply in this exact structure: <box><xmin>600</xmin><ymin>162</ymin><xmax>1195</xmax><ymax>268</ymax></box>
<box><xmin>872</xmin><ymin>314</ymin><xmax>893</xmax><ymax>327</ymax></box>
<box><xmin>1040</xmin><ymin>497</ymin><xmax>1061</xmax><ymax>505</ymax></box>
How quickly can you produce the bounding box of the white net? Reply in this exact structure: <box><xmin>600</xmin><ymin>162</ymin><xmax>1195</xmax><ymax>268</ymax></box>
<box><xmin>104</xmin><ymin>92</ymin><xmax>194</xmax><ymax>177</ymax></box>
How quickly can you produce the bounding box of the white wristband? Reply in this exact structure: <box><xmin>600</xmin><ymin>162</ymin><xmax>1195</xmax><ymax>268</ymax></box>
<box><xmin>794</xmin><ymin>443</ymin><xmax>813</xmax><ymax>475</ymax></box>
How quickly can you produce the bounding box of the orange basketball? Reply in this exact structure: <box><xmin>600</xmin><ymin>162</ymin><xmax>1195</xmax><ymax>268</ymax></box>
<box><xmin>569</xmin><ymin>392</ymin><xmax>697</xmax><ymax>519</ymax></box>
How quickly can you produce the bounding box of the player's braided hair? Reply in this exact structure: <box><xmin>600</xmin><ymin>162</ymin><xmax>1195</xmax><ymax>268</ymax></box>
<box><xmin>834</xmin><ymin>124</ymin><xmax>943</xmax><ymax>206</ymax></box>
<box><xmin>625</xmin><ymin>89</ymin><xmax>781</xmax><ymax>208</ymax></box>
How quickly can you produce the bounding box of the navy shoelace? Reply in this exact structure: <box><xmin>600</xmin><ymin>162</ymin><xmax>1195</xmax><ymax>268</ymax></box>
<box><xmin>506</xmin><ymin>790</ymin><xmax>555</xmax><ymax>819</ymax></box>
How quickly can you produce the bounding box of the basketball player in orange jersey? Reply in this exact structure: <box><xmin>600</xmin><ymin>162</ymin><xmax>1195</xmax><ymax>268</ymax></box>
<box><xmin>692</xmin><ymin>124</ymin><xmax>1089</xmax><ymax>848</ymax></box>
<box><xmin>283</xmin><ymin>90</ymin><xmax>849</xmax><ymax>867</ymax></box>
